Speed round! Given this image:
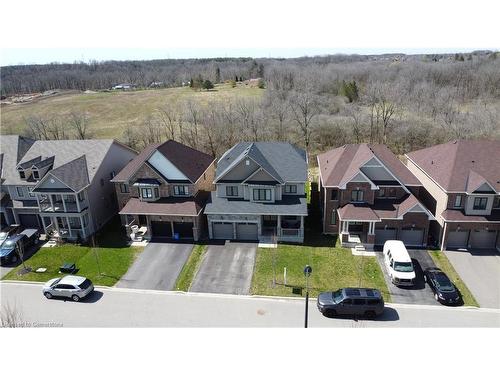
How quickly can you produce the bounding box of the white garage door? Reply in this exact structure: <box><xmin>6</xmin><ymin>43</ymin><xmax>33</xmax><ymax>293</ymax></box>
<box><xmin>212</xmin><ymin>222</ymin><xmax>234</xmax><ymax>240</ymax></box>
<box><xmin>236</xmin><ymin>223</ymin><xmax>258</xmax><ymax>241</ymax></box>
<box><xmin>375</xmin><ymin>228</ymin><xmax>397</xmax><ymax>246</ymax></box>
<box><xmin>400</xmin><ymin>229</ymin><xmax>424</xmax><ymax>247</ymax></box>
<box><xmin>447</xmin><ymin>230</ymin><xmax>469</xmax><ymax>248</ymax></box>
<box><xmin>469</xmin><ymin>230</ymin><xmax>497</xmax><ymax>249</ymax></box>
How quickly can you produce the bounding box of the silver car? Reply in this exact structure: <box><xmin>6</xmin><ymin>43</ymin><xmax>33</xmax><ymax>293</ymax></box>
<box><xmin>43</xmin><ymin>275</ymin><xmax>94</xmax><ymax>302</ymax></box>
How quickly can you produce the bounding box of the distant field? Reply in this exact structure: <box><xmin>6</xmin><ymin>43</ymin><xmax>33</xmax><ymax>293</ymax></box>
<box><xmin>0</xmin><ymin>83</ymin><xmax>264</xmax><ymax>139</ymax></box>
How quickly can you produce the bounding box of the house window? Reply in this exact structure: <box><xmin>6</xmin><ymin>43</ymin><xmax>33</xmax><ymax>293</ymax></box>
<box><xmin>32</xmin><ymin>170</ymin><xmax>40</xmax><ymax>179</ymax></box>
<box><xmin>18</xmin><ymin>170</ymin><xmax>25</xmax><ymax>179</ymax></box>
<box><xmin>253</xmin><ymin>189</ymin><xmax>272</xmax><ymax>201</ymax></box>
<box><xmin>284</xmin><ymin>185</ymin><xmax>297</xmax><ymax>194</ymax></box>
<box><xmin>378</xmin><ymin>188</ymin><xmax>385</xmax><ymax>198</ymax></box>
<box><xmin>173</xmin><ymin>185</ymin><xmax>188</xmax><ymax>196</ymax></box>
<box><xmin>78</xmin><ymin>192</ymin><xmax>85</xmax><ymax>201</ymax></box>
<box><xmin>351</xmin><ymin>190</ymin><xmax>364</xmax><ymax>202</ymax></box>
<box><xmin>454</xmin><ymin>195</ymin><xmax>463</xmax><ymax>208</ymax></box>
<box><xmin>494</xmin><ymin>197</ymin><xmax>500</xmax><ymax>209</ymax></box>
<box><xmin>330</xmin><ymin>189</ymin><xmax>338</xmax><ymax>200</ymax></box>
<box><xmin>154</xmin><ymin>188</ymin><xmax>159</xmax><ymax>198</ymax></box>
<box><xmin>141</xmin><ymin>188</ymin><xmax>153</xmax><ymax>199</ymax></box>
<box><xmin>110</xmin><ymin>171</ymin><xmax>116</xmax><ymax>179</ymax></box>
<box><xmin>226</xmin><ymin>186</ymin><xmax>238</xmax><ymax>197</ymax></box>
<box><xmin>120</xmin><ymin>183</ymin><xmax>129</xmax><ymax>193</ymax></box>
<box><xmin>473</xmin><ymin>197</ymin><xmax>488</xmax><ymax>210</ymax></box>
<box><xmin>330</xmin><ymin>209</ymin><xmax>337</xmax><ymax>225</ymax></box>
<box><xmin>16</xmin><ymin>187</ymin><xmax>24</xmax><ymax>197</ymax></box>
<box><xmin>28</xmin><ymin>187</ymin><xmax>35</xmax><ymax>197</ymax></box>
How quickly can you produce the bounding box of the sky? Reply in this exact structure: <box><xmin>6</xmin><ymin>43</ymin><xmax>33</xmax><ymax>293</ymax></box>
<box><xmin>0</xmin><ymin>47</ymin><xmax>491</xmax><ymax>66</ymax></box>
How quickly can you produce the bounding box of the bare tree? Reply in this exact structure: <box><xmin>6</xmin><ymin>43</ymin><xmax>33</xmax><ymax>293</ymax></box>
<box><xmin>289</xmin><ymin>89</ymin><xmax>320</xmax><ymax>151</ymax></box>
<box><xmin>183</xmin><ymin>100</ymin><xmax>201</xmax><ymax>148</ymax></box>
<box><xmin>0</xmin><ymin>302</ymin><xmax>23</xmax><ymax>328</ymax></box>
<box><xmin>68</xmin><ymin>111</ymin><xmax>91</xmax><ymax>139</ymax></box>
<box><xmin>157</xmin><ymin>104</ymin><xmax>178</xmax><ymax>140</ymax></box>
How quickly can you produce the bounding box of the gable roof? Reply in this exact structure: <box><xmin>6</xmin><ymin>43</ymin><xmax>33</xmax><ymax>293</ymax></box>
<box><xmin>0</xmin><ymin>135</ymin><xmax>36</xmax><ymax>184</ymax></box>
<box><xmin>13</xmin><ymin>139</ymin><xmax>121</xmax><ymax>186</ymax></box>
<box><xmin>317</xmin><ymin>144</ymin><xmax>421</xmax><ymax>187</ymax></box>
<box><xmin>406</xmin><ymin>140</ymin><xmax>500</xmax><ymax>193</ymax></box>
<box><xmin>112</xmin><ymin>140</ymin><xmax>214</xmax><ymax>183</ymax></box>
<box><xmin>215</xmin><ymin>142</ymin><xmax>307</xmax><ymax>183</ymax></box>
<box><xmin>41</xmin><ymin>155</ymin><xmax>90</xmax><ymax>192</ymax></box>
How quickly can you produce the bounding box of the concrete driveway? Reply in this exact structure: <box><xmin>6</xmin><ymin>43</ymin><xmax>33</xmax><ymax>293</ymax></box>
<box><xmin>445</xmin><ymin>248</ymin><xmax>500</xmax><ymax>309</ymax></box>
<box><xmin>376</xmin><ymin>250</ymin><xmax>440</xmax><ymax>306</ymax></box>
<box><xmin>116</xmin><ymin>242</ymin><xmax>193</xmax><ymax>291</ymax></box>
<box><xmin>190</xmin><ymin>242</ymin><xmax>257</xmax><ymax>295</ymax></box>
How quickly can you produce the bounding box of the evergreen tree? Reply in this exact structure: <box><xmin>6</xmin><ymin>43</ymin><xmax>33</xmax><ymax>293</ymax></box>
<box><xmin>215</xmin><ymin>66</ymin><xmax>221</xmax><ymax>83</ymax></box>
<box><xmin>203</xmin><ymin>80</ymin><xmax>214</xmax><ymax>91</ymax></box>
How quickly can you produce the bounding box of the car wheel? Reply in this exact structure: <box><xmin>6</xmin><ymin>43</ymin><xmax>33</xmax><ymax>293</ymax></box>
<box><xmin>364</xmin><ymin>311</ymin><xmax>376</xmax><ymax>319</ymax></box>
<box><xmin>11</xmin><ymin>255</ymin><xmax>18</xmax><ymax>263</ymax></box>
<box><xmin>434</xmin><ymin>293</ymin><xmax>439</xmax><ymax>301</ymax></box>
<box><xmin>44</xmin><ymin>292</ymin><xmax>53</xmax><ymax>299</ymax></box>
<box><xmin>71</xmin><ymin>294</ymin><xmax>80</xmax><ymax>302</ymax></box>
<box><xmin>324</xmin><ymin>309</ymin><xmax>337</xmax><ymax>318</ymax></box>
<box><xmin>424</xmin><ymin>275</ymin><xmax>428</xmax><ymax>283</ymax></box>
<box><xmin>34</xmin><ymin>238</ymin><xmax>39</xmax><ymax>245</ymax></box>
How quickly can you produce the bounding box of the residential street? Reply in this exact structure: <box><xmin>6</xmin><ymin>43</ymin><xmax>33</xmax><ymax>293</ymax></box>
<box><xmin>116</xmin><ymin>242</ymin><xmax>193</xmax><ymax>290</ymax></box>
<box><xmin>1</xmin><ymin>282</ymin><xmax>498</xmax><ymax>328</ymax></box>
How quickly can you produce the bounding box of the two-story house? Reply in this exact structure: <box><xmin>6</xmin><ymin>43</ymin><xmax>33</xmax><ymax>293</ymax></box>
<box><xmin>204</xmin><ymin>142</ymin><xmax>308</xmax><ymax>243</ymax></box>
<box><xmin>406</xmin><ymin>140</ymin><xmax>500</xmax><ymax>251</ymax></box>
<box><xmin>3</xmin><ymin>139</ymin><xmax>137</xmax><ymax>241</ymax></box>
<box><xmin>318</xmin><ymin>144</ymin><xmax>434</xmax><ymax>249</ymax></box>
<box><xmin>0</xmin><ymin>135</ymin><xmax>36</xmax><ymax>227</ymax></box>
<box><xmin>111</xmin><ymin>140</ymin><xmax>215</xmax><ymax>241</ymax></box>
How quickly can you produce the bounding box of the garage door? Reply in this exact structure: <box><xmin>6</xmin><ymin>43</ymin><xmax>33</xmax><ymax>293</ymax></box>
<box><xmin>400</xmin><ymin>228</ymin><xmax>424</xmax><ymax>247</ymax></box>
<box><xmin>173</xmin><ymin>222</ymin><xmax>194</xmax><ymax>238</ymax></box>
<box><xmin>446</xmin><ymin>230</ymin><xmax>469</xmax><ymax>248</ymax></box>
<box><xmin>18</xmin><ymin>214</ymin><xmax>41</xmax><ymax>229</ymax></box>
<box><xmin>375</xmin><ymin>228</ymin><xmax>397</xmax><ymax>245</ymax></box>
<box><xmin>212</xmin><ymin>222</ymin><xmax>234</xmax><ymax>240</ymax></box>
<box><xmin>236</xmin><ymin>223</ymin><xmax>258</xmax><ymax>241</ymax></box>
<box><xmin>151</xmin><ymin>221</ymin><xmax>172</xmax><ymax>238</ymax></box>
<box><xmin>469</xmin><ymin>230</ymin><xmax>497</xmax><ymax>249</ymax></box>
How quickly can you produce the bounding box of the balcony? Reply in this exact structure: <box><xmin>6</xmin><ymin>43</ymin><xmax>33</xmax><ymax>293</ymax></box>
<box><xmin>39</xmin><ymin>194</ymin><xmax>88</xmax><ymax>213</ymax></box>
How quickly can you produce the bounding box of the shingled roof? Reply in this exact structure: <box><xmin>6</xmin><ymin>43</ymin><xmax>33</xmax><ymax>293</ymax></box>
<box><xmin>317</xmin><ymin>144</ymin><xmax>421</xmax><ymax>187</ymax></box>
<box><xmin>406</xmin><ymin>140</ymin><xmax>500</xmax><ymax>193</ymax></box>
<box><xmin>0</xmin><ymin>135</ymin><xmax>35</xmax><ymax>184</ymax></box>
<box><xmin>112</xmin><ymin>140</ymin><xmax>214</xmax><ymax>183</ymax></box>
<box><xmin>40</xmin><ymin>155</ymin><xmax>91</xmax><ymax>192</ymax></box>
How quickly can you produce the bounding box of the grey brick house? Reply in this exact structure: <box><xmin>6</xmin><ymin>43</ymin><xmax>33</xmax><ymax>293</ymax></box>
<box><xmin>205</xmin><ymin>142</ymin><xmax>308</xmax><ymax>243</ymax></box>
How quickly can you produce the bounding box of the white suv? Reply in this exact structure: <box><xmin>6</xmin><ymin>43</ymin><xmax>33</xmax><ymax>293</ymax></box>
<box><xmin>383</xmin><ymin>240</ymin><xmax>416</xmax><ymax>286</ymax></box>
<box><xmin>43</xmin><ymin>275</ymin><xmax>94</xmax><ymax>302</ymax></box>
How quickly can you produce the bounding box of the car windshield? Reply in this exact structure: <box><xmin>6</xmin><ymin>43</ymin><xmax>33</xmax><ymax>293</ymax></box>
<box><xmin>79</xmin><ymin>279</ymin><xmax>92</xmax><ymax>289</ymax></box>
<box><xmin>50</xmin><ymin>278</ymin><xmax>61</xmax><ymax>287</ymax></box>
<box><xmin>0</xmin><ymin>232</ymin><xmax>8</xmax><ymax>240</ymax></box>
<box><xmin>332</xmin><ymin>290</ymin><xmax>343</xmax><ymax>302</ymax></box>
<box><xmin>0</xmin><ymin>242</ymin><xmax>15</xmax><ymax>251</ymax></box>
<box><xmin>435</xmin><ymin>274</ymin><xmax>455</xmax><ymax>292</ymax></box>
<box><xmin>394</xmin><ymin>261</ymin><xmax>414</xmax><ymax>272</ymax></box>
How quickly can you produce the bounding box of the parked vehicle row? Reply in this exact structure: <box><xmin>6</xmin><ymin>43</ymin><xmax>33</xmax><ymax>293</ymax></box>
<box><xmin>0</xmin><ymin>227</ymin><xmax>39</xmax><ymax>265</ymax></box>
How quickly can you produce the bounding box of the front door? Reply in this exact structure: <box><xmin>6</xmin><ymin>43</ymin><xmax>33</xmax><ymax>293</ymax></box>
<box><xmin>139</xmin><ymin>215</ymin><xmax>147</xmax><ymax>226</ymax></box>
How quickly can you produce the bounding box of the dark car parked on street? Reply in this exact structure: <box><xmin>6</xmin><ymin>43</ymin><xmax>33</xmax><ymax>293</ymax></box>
<box><xmin>317</xmin><ymin>288</ymin><xmax>385</xmax><ymax>318</ymax></box>
<box><xmin>424</xmin><ymin>267</ymin><xmax>462</xmax><ymax>305</ymax></box>
<box><xmin>0</xmin><ymin>229</ymin><xmax>39</xmax><ymax>265</ymax></box>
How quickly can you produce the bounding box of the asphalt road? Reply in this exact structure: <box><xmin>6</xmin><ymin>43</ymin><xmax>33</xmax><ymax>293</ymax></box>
<box><xmin>116</xmin><ymin>242</ymin><xmax>193</xmax><ymax>291</ymax></box>
<box><xmin>1</xmin><ymin>282</ymin><xmax>499</xmax><ymax>327</ymax></box>
<box><xmin>445</xmin><ymin>248</ymin><xmax>500</xmax><ymax>309</ymax></box>
<box><xmin>190</xmin><ymin>242</ymin><xmax>256</xmax><ymax>295</ymax></box>
<box><xmin>376</xmin><ymin>250</ymin><xmax>440</xmax><ymax>306</ymax></box>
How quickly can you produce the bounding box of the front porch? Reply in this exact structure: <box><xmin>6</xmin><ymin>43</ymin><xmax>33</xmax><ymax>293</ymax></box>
<box><xmin>339</xmin><ymin>220</ymin><xmax>377</xmax><ymax>250</ymax></box>
<box><xmin>41</xmin><ymin>213</ymin><xmax>91</xmax><ymax>242</ymax></box>
<box><xmin>261</xmin><ymin>215</ymin><xmax>305</xmax><ymax>243</ymax></box>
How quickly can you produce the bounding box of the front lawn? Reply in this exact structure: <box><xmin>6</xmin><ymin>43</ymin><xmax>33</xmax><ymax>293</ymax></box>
<box><xmin>2</xmin><ymin>217</ymin><xmax>143</xmax><ymax>286</ymax></box>
<box><xmin>428</xmin><ymin>250</ymin><xmax>479</xmax><ymax>307</ymax></box>
<box><xmin>251</xmin><ymin>236</ymin><xmax>391</xmax><ymax>302</ymax></box>
<box><xmin>174</xmin><ymin>244</ymin><xmax>207</xmax><ymax>291</ymax></box>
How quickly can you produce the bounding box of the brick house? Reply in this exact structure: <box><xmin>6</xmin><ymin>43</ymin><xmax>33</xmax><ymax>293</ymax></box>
<box><xmin>111</xmin><ymin>140</ymin><xmax>215</xmax><ymax>241</ymax></box>
<box><xmin>406</xmin><ymin>140</ymin><xmax>500</xmax><ymax>251</ymax></box>
<box><xmin>317</xmin><ymin>144</ymin><xmax>434</xmax><ymax>249</ymax></box>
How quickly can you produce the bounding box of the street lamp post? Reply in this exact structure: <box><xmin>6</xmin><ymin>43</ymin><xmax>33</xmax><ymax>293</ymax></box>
<box><xmin>304</xmin><ymin>265</ymin><xmax>312</xmax><ymax>328</ymax></box>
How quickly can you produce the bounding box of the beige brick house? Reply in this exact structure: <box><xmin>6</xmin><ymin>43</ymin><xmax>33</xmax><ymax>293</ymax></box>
<box><xmin>406</xmin><ymin>140</ymin><xmax>500</xmax><ymax>251</ymax></box>
<box><xmin>111</xmin><ymin>140</ymin><xmax>215</xmax><ymax>241</ymax></box>
<box><xmin>317</xmin><ymin>144</ymin><xmax>434</xmax><ymax>250</ymax></box>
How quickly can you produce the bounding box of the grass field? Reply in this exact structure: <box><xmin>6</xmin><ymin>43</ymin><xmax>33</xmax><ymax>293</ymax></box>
<box><xmin>251</xmin><ymin>236</ymin><xmax>391</xmax><ymax>302</ymax></box>
<box><xmin>2</xmin><ymin>217</ymin><xmax>143</xmax><ymax>287</ymax></box>
<box><xmin>1</xmin><ymin>83</ymin><xmax>265</xmax><ymax>138</ymax></box>
<box><xmin>428</xmin><ymin>250</ymin><xmax>479</xmax><ymax>307</ymax></box>
<box><xmin>174</xmin><ymin>244</ymin><xmax>207</xmax><ymax>292</ymax></box>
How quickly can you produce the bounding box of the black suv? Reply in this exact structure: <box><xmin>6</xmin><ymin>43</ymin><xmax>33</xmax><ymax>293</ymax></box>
<box><xmin>317</xmin><ymin>288</ymin><xmax>385</xmax><ymax>318</ymax></box>
<box><xmin>0</xmin><ymin>229</ymin><xmax>39</xmax><ymax>265</ymax></box>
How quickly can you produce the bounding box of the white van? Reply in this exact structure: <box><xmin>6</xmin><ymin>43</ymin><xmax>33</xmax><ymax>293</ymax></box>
<box><xmin>383</xmin><ymin>240</ymin><xmax>416</xmax><ymax>286</ymax></box>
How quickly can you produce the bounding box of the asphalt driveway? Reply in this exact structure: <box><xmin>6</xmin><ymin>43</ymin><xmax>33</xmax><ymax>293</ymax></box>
<box><xmin>116</xmin><ymin>242</ymin><xmax>193</xmax><ymax>291</ymax></box>
<box><xmin>376</xmin><ymin>250</ymin><xmax>439</xmax><ymax>306</ymax></box>
<box><xmin>445</xmin><ymin>248</ymin><xmax>500</xmax><ymax>309</ymax></box>
<box><xmin>190</xmin><ymin>242</ymin><xmax>257</xmax><ymax>295</ymax></box>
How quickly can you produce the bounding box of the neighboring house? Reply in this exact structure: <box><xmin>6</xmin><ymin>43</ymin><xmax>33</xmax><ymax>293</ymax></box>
<box><xmin>406</xmin><ymin>140</ymin><xmax>500</xmax><ymax>251</ymax></box>
<box><xmin>2</xmin><ymin>138</ymin><xmax>137</xmax><ymax>241</ymax></box>
<box><xmin>317</xmin><ymin>144</ymin><xmax>434</xmax><ymax>249</ymax></box>
<box><xmin>204</xmin><ymin>142</ymin><xmax>308</xmax><ymax>243</ymax></box>
<box><xmin>0</xmin><ymin>135</ymin><xmax>36</xmax><ymax>227</ymax></box>
<box><xmin>111</xmin><ymin>140</ymin><xmax>215</xmax><ymax>241</ymax></box>
<box><xmin>112</xmin><ymin>83</ymin><xmax>135</xmax><ymax>90</ymax></box>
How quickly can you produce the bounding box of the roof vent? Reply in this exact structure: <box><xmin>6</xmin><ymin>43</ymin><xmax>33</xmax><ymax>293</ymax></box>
<box><xmin>471</xmin><ymin>160</ymin><xmax>475</xmax><ymax>163</ymax></box>
<box><xmin>431</xmin><ymin>160</ymin><xmax>434</xmax><ymax>164</ymax></box>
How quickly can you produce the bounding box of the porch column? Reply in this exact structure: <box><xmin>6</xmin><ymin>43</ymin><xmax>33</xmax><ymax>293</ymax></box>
<box><xmin>76</xmin><ymin>193</ymin><xmax>81</xmax><ymax>212</ymax></box>
<box><xmin>62</xmin><ymin>195</ymin><xmax>67</xmax><ymax>212</ymax></box>
<box><xmin>80</xmin><ymin>216</ymin><xmax>86</xmax><ymax>239</ymax></box>
<box><xmin>35</xmin><ymin>194</ymin><xmax>41</xmax><ymax>212</ymax></box>
<box><xmin>66</xmin><ymin>217</ymin><xmax>72</xmax><ymax>238</ymax></box>
<box><xmin>49</xmin><ymin>194</ymin><xmax>55</xmax><ymax>211</ymax></box>
<box><xmin>170</xmin><ymin>220</ymin><xmax>175</xmax><ymax>236</ymax></box>
<box><xmin>300</xmin><ymin>216</ymin><xmax>304</xmax><ymax>237</ymax></box>
<box><xmin>277</xmin><ymin>215</ymin><xmax>281</xmax><ymax>237</ymax></box>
